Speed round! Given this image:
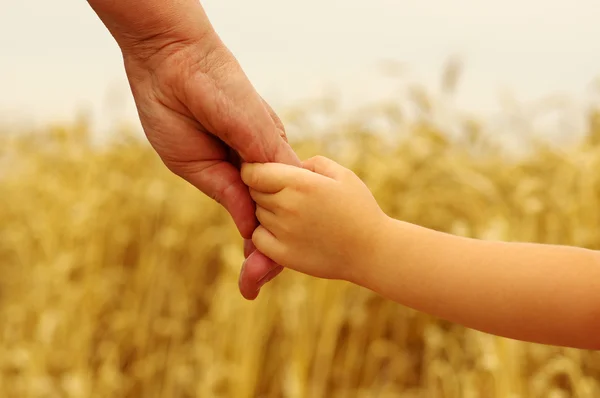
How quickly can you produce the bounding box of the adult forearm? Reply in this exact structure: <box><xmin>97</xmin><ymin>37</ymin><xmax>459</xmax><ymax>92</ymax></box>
<box><xmin>87</xmin><ymin>0</ymin><xmax>216</xmax><ymax>55</ymax></box>
<box><xmin>363</xmin><ymin>219</ymin><xmax>600</xmax><ymax>349</ymax></box>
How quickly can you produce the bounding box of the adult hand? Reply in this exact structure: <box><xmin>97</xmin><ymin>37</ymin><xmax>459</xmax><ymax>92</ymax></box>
<box><xmin>88</xmin><ymin>1</ymin><xmax>301</xmax><ymax>299</ymax></box>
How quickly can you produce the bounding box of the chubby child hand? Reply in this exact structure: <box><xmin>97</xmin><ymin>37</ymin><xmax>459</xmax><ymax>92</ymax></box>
<box><xmin>241</xmin><ymin>156</ymin><xmax>388</xmax><ymax>283</ymax></box>
<box><xmin>242</xmin><ymin>156</ymin><xmax>600</xmax><ymax>351</ymax></box>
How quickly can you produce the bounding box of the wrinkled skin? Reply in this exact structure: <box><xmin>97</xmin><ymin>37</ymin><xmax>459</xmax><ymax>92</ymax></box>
<box><xmin>121</xmin><ymin>36</ymin><xmax>301</xmax><ymax>300</ymax></box>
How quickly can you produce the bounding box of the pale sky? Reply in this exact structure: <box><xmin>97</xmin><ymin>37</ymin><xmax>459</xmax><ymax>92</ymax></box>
<box><xmin>1</xmin><ymin>0</ymin><xmax>600</xmax><ymax>133</ymax></box>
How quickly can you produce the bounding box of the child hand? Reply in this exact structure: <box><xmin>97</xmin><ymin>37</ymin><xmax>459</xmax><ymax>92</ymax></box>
<box><xmin>241</xmin><ymin>156</ymin><xmax>389</xmax><ymax>282</ymax></box>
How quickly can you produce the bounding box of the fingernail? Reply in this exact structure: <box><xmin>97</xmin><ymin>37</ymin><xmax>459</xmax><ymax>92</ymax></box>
<box><xmin>256</xmin><ymin>266</ymin><xmax>282</xmax><ymax>290</ymax></box>
<box><xmin>239</xmin><ymin>259</ymin><xmax>247</xmax><ymax>285</ymax></box>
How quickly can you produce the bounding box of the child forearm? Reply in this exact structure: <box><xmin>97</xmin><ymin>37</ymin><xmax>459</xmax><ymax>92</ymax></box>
<box><xmin>240</xmin><ymin>159</ymin><xmax>599</xmax><ymax>349</ymax></box>
<box><xmin>360</xmin><ymin>219</ymin><xmax>600</xmax><ymax>350</ymax></box>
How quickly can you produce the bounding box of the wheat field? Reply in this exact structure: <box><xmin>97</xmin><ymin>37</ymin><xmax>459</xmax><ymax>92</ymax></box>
<box><xmin>1</xmin><ymin>93</ymin><xmax>600</xmax><ymax>398</ymax></box>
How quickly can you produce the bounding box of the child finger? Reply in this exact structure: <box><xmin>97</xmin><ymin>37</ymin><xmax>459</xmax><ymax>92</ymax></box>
<box><xmin>255</xmin><ymin>206</ymin><xmax>279</xmax><ymax>233</ymax></box>
<box><xmin>241</xmin><ymin>162</ymin><xmax>310</xmax><ymax>193</ymax></box>
<box><xmin>302</xmin><ymin>155</ymin><xmax>349</xmax><ymax>181</ymax></box>
<box><xmin>252</xmin><ymin>226</ymin><xmax>287</xmax><ymax>265</ymax></box>
<box><xmin>249</xmin><ymin>189</ymin><xmax>279</xmax><ymax>211</ymax></box>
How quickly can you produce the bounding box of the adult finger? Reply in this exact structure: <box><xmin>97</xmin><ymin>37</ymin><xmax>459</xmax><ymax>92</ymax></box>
<box><xmin>142</xmin><ymin>111</ymin><xmax>258</xmax><ymax>240</ymax></box>
<box><xmin>245</xmin><ymin>228</ymin><xmax>287</xmax><ymax>295</ymax></box>
<box><xmin>184</xmin><ymin>73</ymin><xmax>300</xmax><ymax>166</ymax></box>
<box><xmin>238</xmin><ymin>249</ymin><xmax>284</xmax><ymax>300</ymax></box>
<box><xmin>180</xmin><ymin>159</ymin><xmax>257</xmax><ymax>239</ymax></box>
<box><xmin>260</xmin><ymin>95</ymin><xmax>288</xmax><ymax>143</ymax></box>
<box><xmin>244</xmin><ymin>239</ymin><xmax>256</xmax><ymax>259</ymax></box>
<box><xmin>223</xmin><ymin>92</ymin><xmax>299</xmax><ymax>165</ymax></box>
<box><xmin>225</xmin><ymin>145</ymin><xmax>257</xmax><ymax>259</ymax></box>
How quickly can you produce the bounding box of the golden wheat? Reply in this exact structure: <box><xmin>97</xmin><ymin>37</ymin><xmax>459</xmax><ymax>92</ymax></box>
<box><xmin>0</xmin><ymin>99</ymin><xmax>599</xmax><ymax>398</ymax></box>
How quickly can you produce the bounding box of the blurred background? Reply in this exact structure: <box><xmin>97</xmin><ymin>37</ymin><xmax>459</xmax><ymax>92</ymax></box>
<box><xmin>1</xmin><ymin>1</ymin><xmax>600</xmax><ymax>397</ymax></box>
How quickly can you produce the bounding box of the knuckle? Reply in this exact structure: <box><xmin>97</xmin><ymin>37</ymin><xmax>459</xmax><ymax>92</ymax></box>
<box><xmin>280</xmin><ymin>221</ymin><xmax>294</xmax><ymax>236</ymax></box>
<box><xmin>310</xmin><ymin>155</ymin><xmax>329</xmax><ymax>169</ymax></box>
<box><xmin>242</xmin><ymin>135</ymin><xmax>269</xmax><ymax>163</ymax></box>
<box><xmin>293</xmin><ymin>178</ymin><xmax>313</xmax><ymax>194</ymax></box>
<box><xmin>162</xmin><ymin>157</ymin><xmax>196</xmax><ymax>177</ymax></box>
<box><xmin>281</xmin><ymin>193</ymin><xmax>303</xmax><ymax>215</ymax></box>
<box><xmin>164</xmin><ymin>158</ymin><xmax>222</xmax><ymax>192</ymax></box>
<box><xmin>278</xmin><ymin>190</ymin><xmax>295</xmax><ymax>210</ymax></box>
<box><xmin>162</xmin><ymin>160</ymin><xmax>184</xmax><ymax>178</ymax></box>
<box><xmin>341</xmin><ymin>167</ymin><xmax>356</xmax><ymax>180</ymax></box>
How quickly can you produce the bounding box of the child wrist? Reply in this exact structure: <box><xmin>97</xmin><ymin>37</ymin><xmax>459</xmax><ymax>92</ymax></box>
<box><xmin>345</xmin><ymin>213</ymin><xmax>395</xmax><ymax>287</ymax></box>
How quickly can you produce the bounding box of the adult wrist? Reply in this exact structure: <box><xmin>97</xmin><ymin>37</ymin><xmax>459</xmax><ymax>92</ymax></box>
<box><xmin>120</xmin><ymin>28</ymin><xmax>221</xmax><ymax>73</ymax></box>
<box><xmin>88</xmin><ymin>0</ymin><xmax>220</xmax><ymax>69</ymax></box>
